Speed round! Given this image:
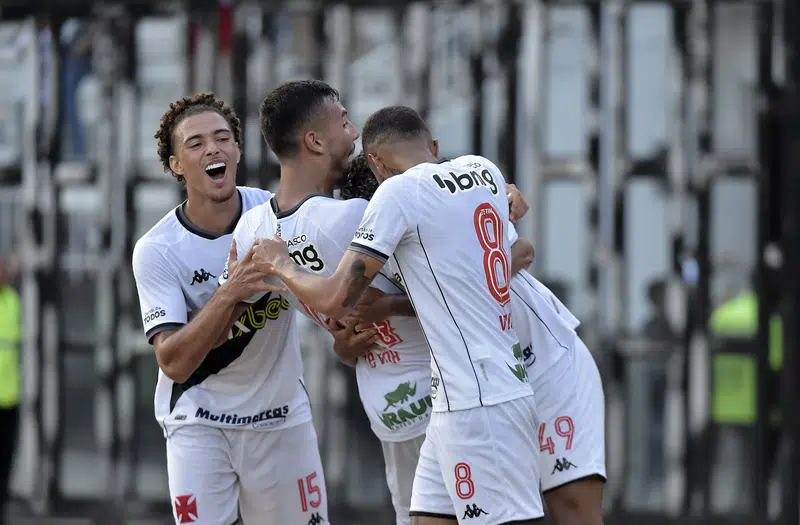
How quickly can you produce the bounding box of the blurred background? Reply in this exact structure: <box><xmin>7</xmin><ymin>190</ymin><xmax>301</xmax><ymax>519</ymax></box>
<box><xmin>0</xmin><ymin>0</ymin><xmax>799</xmax><ymax>524</ymax></box>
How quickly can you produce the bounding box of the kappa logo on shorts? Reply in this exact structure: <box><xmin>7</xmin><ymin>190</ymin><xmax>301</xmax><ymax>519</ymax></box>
<box><xmin>552</xmin><ymin>457</ymin><xmax>578</xmax><ymax>474</ymax></box>
<box><xmin>307</xmin><ymin>512</ymin><xmax>324</xmax><ymax>525</ymax></box>
<box><xmin>174</xmin><ymin>494</ymin><xmax>198</xmax><ymax>523</ymax></box>
<box><xmin>462</xmin><ymin>503</ymin><xmax>488</xmax><ymax>519</ymax></box>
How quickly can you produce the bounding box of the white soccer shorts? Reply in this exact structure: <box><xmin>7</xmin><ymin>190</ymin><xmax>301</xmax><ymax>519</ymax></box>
<box><xmin>536</xmin><ymin>336</ymin><xmax>607</xmax><ymax>492</ymax></box>
<box><xmin>409</xmin><ymin>395</ymin><xmax>544</xmax><ymax>524</ymax></box>
<box><xmin>166</xmin><ymin>420</ymin><xmax>328</xmax><ymax>524</ymax></box>
<box><xmin>381</xmin><ymin>434</ymin><xmax>427</xmax><ymax>525</ymax></box>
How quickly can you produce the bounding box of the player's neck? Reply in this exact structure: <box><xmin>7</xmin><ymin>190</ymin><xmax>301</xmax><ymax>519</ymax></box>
<box><xmin>275</xmin><ymin>162</ymin><xmax>335</xmax><ymax>211</ymax></box>
<box><xmin>183</xmin><ymin>192</ymin><xmax>241</xmax><ymax>236</ymax></box>
<box><xmin>393</xmin><ymin>148</ymin><xmax>438</xmax><ymax>173</ymax></box>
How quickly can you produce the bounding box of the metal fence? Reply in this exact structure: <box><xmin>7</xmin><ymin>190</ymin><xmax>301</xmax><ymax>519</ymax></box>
<box><xmin>0</xmin><ymin>0</ymin><xmax>798</xmax><ymax>524</ymax></box>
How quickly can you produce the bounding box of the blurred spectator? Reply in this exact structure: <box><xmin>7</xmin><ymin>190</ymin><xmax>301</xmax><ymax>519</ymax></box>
<box><xmin>0</xmin><ymin>256</ymin><xmax>21</xmax><ymax>525</ymax></box>
<box><xmin>641</xmin><ymin>278</ymin><xmax>677</xmax><ymax>487</ymax></box>
<box><xmin>60</xmin><ymin>19</ymin><xmax>94</xmax><ymax>160</ymax></box>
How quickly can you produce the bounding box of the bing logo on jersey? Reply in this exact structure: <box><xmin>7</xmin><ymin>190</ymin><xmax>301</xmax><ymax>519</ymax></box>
<box><xmin>432</xmin><ymin>169</ymin><xmax>498</xmax><ymax>196</ymax></box>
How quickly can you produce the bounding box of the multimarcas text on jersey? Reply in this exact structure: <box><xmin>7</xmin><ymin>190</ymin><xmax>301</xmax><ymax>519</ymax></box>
<box><xmin>194</xmin><ymin>405</ymin><xmax>290</xmax><ymax>429</ymax></box>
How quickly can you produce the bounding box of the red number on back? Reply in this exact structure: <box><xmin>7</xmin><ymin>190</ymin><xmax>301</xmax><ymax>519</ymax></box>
<box><xmin>454</xmin><ymin>462</ymin><xmax>475</xmax><ymax>499</ymax></box>
<box><xmin>473</xmin><ymin>203</ymin><xmax>510</xmax><ymax>306</ymax></box>
<box><xmin>297</xmin><ymin>471</ymin><xmax>322</xmax><ymax>512</ymax></box>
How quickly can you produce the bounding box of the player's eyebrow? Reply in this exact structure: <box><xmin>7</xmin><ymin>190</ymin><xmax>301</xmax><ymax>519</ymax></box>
<box><xmin>183</xmin><ymin>128</ymin><xmax>231</xmax><ymax>144</ymax></box>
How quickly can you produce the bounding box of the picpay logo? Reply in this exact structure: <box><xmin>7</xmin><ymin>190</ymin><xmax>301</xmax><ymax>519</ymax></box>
<box><xmin>432</xmin><ymin>169</ymin><xmax>499</xmax><ymax>196</ymax></box>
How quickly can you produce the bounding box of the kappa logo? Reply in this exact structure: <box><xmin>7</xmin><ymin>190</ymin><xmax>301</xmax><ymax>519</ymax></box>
<box><xmin>552</xmin><ymin>457</ymin><xmax>577</xmax><ymax>474</ymax></box>
<box><xmin>462</xmin><ymin>503</ymin><xmax>488</xmax><ymax>519</ymax></box>
<box><xmin>174</xmin><ymin>494</ymin><xmax>198</xmax><ymax>523</ymax></box>
<box><xmin>307</xmin><ymin>512</ymin><xmax>324</xmax><ymax>525</ymax></box>
<box><xmin>190</xmin><ymin>268</ymin><xmax>216</xmax><ymax>285</ymax></box>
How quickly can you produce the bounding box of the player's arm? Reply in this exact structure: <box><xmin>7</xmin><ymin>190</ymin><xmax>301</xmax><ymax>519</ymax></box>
<box><xmin>511</xmin><ymin>238</ymin><xmax>534</xmax><ymax>276</ymax></box>
<box><xmin>133</xmin><ymin>242</ymin><xmax>282</xmax><ymax>384</ymax></box>
<box><xmin>254</xmin><ymin>244</ymin><xmax>384</xmax><ymax>320</ymax></box>
<box><xmin>253</xmin><ymin>178</ymin><xmax>414</xmax><ymax>320</ymax></box>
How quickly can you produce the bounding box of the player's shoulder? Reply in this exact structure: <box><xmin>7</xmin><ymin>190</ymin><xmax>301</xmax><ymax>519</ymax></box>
<box><xmin>133</xmin><ymin>207</ymin><xmax>183</xmax><ymax>264</ymax></box>
<box><xmin>449</xmin><ymin>154</ymin><xmax>503</xmax><ymax>175</ymax></box>
<box><xmin>292</xmin><ymin>195</ymin><xmax>366</xmax><ymax>221</ymax></box>
<box><xmin>237</xmin><ymin>199</ymin><xmax>275</xmax><ymax>237</ymax></box>
<box><xmin>237</xmin><ymin>186</ymin><xmax>274</xmax><ymax>211</ymax></box>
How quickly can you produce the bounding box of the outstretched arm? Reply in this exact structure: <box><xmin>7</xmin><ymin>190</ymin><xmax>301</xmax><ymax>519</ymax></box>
<box><xmin>252</xmin><ymin>236</ymin><xmax>386</xmax><ymax>320</ymax></box>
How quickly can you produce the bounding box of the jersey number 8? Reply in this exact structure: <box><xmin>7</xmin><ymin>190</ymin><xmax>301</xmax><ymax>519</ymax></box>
<box><xmin>473</xmin><ymin>203</ymin><xmax>510</xmax><ymax>306</ymax></box>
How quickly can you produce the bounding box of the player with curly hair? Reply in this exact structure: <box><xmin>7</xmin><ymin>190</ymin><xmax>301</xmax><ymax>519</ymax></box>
<box><xmin>132</xmin><ymin>92</ymin><xmax>329</xmax><ymax>525</ymax></box>
<box><xmin>339</xmin><ymin>152</ymin><xmax>378</xmax><ymax>201</ymax></box>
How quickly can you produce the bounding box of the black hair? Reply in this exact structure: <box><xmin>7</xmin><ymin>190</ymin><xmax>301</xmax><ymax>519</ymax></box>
<box><xmin>155</xmin><ymin>92</ymin><xmax>242</xmax><ymax>183</ymax></box>
<box><xmin>361</xmin><ymin>105</ymin><xmax>431</xmax><ymax>154</ymax></box>
<box><xmin>259</xmin><ymin>80</ymin><xmax>340</xmax><ymax>158</ymax></box>
<box><xmin>340</xmin><ymin>153</ymin><xmax>379</xmax><ymax>200</ymax></box>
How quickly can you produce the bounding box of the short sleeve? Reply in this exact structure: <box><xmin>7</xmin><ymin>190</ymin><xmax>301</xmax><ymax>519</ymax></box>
<box><xmin>219</xmin><ymin>206</ymin><xmax>270</xmax><ymax>304</ymax></box>
<box><xmin>347</xmin><ymin>175</ymin><xmax>417</xmax><ymax>264</ymax></box>
<box><xmin>132</xmin><ymin>241</ymin><xmax>188</xmax><ymax>343</ymax></box>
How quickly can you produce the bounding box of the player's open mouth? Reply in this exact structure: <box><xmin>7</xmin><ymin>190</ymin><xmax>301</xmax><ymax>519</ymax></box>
<box><xmin>205</xmin><ymin>162</ymin><xmax>227</xmax><ymax>184</ymax></box>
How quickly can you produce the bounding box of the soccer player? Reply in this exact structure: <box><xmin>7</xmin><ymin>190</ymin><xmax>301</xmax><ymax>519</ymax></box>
<box><xmin>227</xmin><ymin>82</ymin><xmax>531</xmax><ymax>525</ymax></box>
<box><xmin>341</xmin><ymin>154</ymin><xmax>607</xmax><ymax>525</ymax></box>
<box><xmin>250</xmin><ymin>105</ymin><xmax>544</xmax><ymax>525</ymax></box>
<box><xmin>131</xmin><ymin>93</ymin><xmax>330</xmax><ymax>525</ymax></box>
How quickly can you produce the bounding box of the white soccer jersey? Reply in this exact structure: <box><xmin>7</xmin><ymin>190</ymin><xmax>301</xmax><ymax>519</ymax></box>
<box><xmin>510</xmin><ymin>270</ymin><xmax>578</xmax><ymax>382</ymax></box>
<box><xmin>349</xmin><ymin>155</ymin><xmax>532</xmax><ymax>412</ymax></box>
<box><xmin>506</xmin><ymin>223</ymin><xmax>580</xmax><ymax>331</ymax></box>
<box><xmin>230</xmin><ymin>195</ymin><xmax>432</xmax><ymax>442</ymax></box>
<box><xmin>131</xmin><ymin>187</ymin><xmax>311</xmax><ymax>435</ymax></box>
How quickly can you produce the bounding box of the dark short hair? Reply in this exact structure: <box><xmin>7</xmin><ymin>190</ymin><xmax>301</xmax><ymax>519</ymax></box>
<box><xmin>259</xmin><ymin>80</ymin><xmax>340</xmax><ymax>158</ymax></box>
<box><xmin>154</xmin><ymin>92</ymin><xmax>242</xmax><ymax>183</ymax></box>
<box><xmin>340</xmin><ymin>153</ymin><xmax>379</xmax><ymax>200</ymax></box>
<box><xmin>361</xmin><ymin>105</ymin><xmax>430</xmax><ymax>153</ymax></box>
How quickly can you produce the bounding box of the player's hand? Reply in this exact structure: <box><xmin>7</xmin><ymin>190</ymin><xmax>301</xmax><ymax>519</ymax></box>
<box><xmin>326</xmin><ymin>317</ymin><xmax>379</xmax><ymax>362</ymax></box>
<box><xmin>224</xmin><ymin>240</ymin><xmax>287</xmax><ymax>302</ymax></box>
<box><xmin>507</xmin><ymin>183</ymin><xmax>529</xmax><ymax>222</ymax></box>
<box><xmin>251</xmin><ymin>235</ymin><xmax>292</xmax><ymax>276</ymax></box>
<box><xmin>351</xmin><ymin>287</ymin><xmax>395</xmax><ymax>327</ymax></box>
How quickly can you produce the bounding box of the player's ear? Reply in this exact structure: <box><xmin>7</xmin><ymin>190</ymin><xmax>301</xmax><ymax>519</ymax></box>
<box><xmin>168</xmin><ymin>155</ymin><xmax>184</xmax><ymax>176</ymax></box>
<box><xmin>234</xmin><ymin>141</ymin><xmax>241</xmax><ymax>164</ymax></box>
<box><xmin>431</xmin><ymin>139</ymin><xmax>439</xmax><ymax>158</ymax></box>
<box><xmin>303</xmin><ymin>130</ymin><xmax>325</xmax><ymax>155</ymax></box>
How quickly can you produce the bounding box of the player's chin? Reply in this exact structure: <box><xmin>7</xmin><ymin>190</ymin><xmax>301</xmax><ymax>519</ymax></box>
<box><xmin>207</xmin><ymin>178</ymin><xmax>237</xmax><ymax>203</ymax></box>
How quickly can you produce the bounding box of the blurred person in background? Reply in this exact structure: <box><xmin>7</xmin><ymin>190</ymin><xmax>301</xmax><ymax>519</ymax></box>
<box><xmin>640</xmin><ymin>278</ymin><xmax>677</xmax><ymax>488</ymax></box>
<box><xmin>60</xmin><ymin>19</ymin><xmax>94</xmax><ymax>159</ymax></box>
<box><xmin>0</xmin><ymin>256</ymin><xmax>21</xmax><ymax>525</ymax></box>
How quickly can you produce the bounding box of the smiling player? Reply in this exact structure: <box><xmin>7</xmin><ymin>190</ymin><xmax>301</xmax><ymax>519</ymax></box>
<box><xmin>131</xmin><ymin>93</ymin><xmax>329</xmax><ymax>525</ymax></box>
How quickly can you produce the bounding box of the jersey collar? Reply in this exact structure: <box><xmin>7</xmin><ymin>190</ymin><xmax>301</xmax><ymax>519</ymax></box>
<box><xmin>175</xmin><ymin>188</ymin><xmax>243</xmax><ymax>240</ymax></box>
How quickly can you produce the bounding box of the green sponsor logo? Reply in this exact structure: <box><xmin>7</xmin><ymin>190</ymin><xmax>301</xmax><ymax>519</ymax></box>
<box><xmin>377</xmin><ymin>381</ymin><xmax>433</xmax><ymax>430</ymax></box>
<box><xmin>506</xmin><ymin>343</ymin><xmax>529</xmax><ymax>383</ymax></box>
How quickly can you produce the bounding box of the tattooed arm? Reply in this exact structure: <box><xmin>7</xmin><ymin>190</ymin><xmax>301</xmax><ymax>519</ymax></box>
<box><xmin>252</xmin><ymin>236</ymin><xmax>385</xmax><ymax>320</ymax></box>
